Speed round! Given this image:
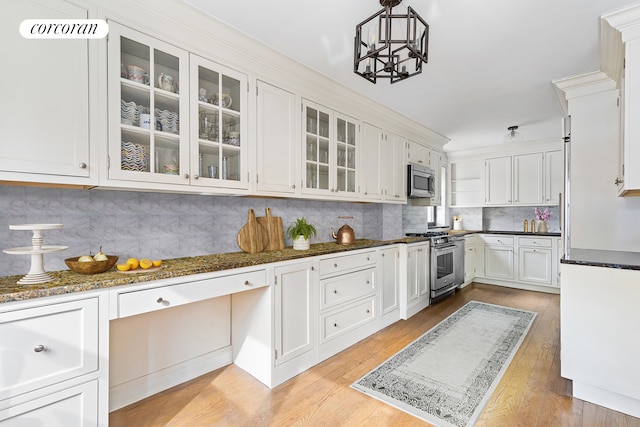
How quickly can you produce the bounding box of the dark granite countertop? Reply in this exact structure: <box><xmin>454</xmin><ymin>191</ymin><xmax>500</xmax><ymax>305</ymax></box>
<box><xmin>0</xmin><ymin>239</ymin><xmax>403</xmax><ymax>304</ymax></box>
<box><xmin>561</xmin><ymin>248</ymin><xmax>640</xmax><ymax>270</ymax></box>
<box><xmin>448</xmin><ymin>230</ymin><xmax>561</xmax><ymax>237</ymax></box>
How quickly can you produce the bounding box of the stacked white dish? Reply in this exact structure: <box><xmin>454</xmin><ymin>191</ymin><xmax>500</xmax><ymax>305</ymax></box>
<box><xmin>121</xmin><ymin>141</ymin><xmax>149</xmax><ymax>172</ymax></box>
<box><xmin>121</xmin><ymin>100</ymin><xmax>142</xmax><ymax>126</ymax></box>
<box><xmin>154</xmin><ymin>108</ymin><xmax>179</xmax><ymax>134</ymax></box>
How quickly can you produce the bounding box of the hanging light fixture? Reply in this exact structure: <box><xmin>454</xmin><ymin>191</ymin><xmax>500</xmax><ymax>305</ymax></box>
<box><xmin>504</xmin><ymin>126</ymin><xmax>524</xmax><ymax>143</ymax></box>
<box><xmin>354</xmin><ymin>0</ymin><xmax>429</xmax><ymax>84</ymax></box>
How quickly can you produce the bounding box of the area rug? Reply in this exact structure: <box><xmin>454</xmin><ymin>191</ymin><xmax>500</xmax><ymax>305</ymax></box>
<box><xmin>351</xmin><ymin>301</ymin><xmax>537</xmax><ymax>427</ymax></box>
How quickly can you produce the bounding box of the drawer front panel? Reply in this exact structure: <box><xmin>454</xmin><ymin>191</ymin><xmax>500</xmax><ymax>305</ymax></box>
<box><xmin>118</xmin><ymin>269</ymin><xmax>266</xmax><ymax>318</ymax></box>
<box><xmin>482</xmin><ymin>235</ymin><xmax>514</xmax><ymax>246</ymax></box>
<box><xmin>321</xmin><ymin>297</ymin><xmax>376</xmax><ymax>343</ymax></box>
<box><xmin>319</xmin><ymin>251</ymin><xmax>376</xmax><ymax>276</ymax></box>
<box><xmin>0</xmin><ymin>298</ymin><xmax>99</xmax><ymax>401</ymax></box>
<box><xmin>518</xmin><ymin>237</ymin><xmax>552</xmax><ymax>248</ymax></box>
<box><xmin>320</xmin><ymin>268</ymin><xmax>375</xmax><ymax>310</ymax></box>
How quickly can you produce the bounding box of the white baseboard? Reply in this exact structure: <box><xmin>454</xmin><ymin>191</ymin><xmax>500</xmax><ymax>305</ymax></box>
<box><xmin>573</xmin><ymin>381</ymin><xmax>640</xmax><ymax>418</ymax></box>
<box><xmin>109</xmin><ymin>347</ymin><xmax>233</xmax><ymax>412</ymax></box>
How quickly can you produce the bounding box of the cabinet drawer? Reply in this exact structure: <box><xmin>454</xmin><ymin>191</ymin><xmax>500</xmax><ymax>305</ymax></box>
<box><xmin>482</xmin><ymin>235</ymin><xmax>514</xmax><ymax>245</ymax></box>
<box><xmin>320</xmin><ymin>297</ymin><xmax>376</xmax><ymax>343</ymax></box>
<box><xmin>518</xmin><ymin>237</ymin><xmax>552</xmax><ymax>248</ymax></box>
<box><xmin>319</xmin><ymin>251</ymin><xmax>376</xmax><ymax>276</ymax></box>
<box><xmin>320</xmin><ymin>268</ymin><xmax>375</xmax><ymax>310</ymax></box>
<box><xmin>118</xmin><ymin>269</ymin><xmax>266</xmax><ymax>318</ymax></box>
<box><xmin>0</xmin><ymin>298</ymin><xmax>99</xmax><ymax>402</ymax></box>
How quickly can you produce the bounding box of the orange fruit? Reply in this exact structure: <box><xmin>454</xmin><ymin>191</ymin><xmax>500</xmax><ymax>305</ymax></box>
<box><xmin>126</xmin><ymin>257</ymin><xmax>139</xmax><ymax>269</ymax></box>
<box><xmin>116</xmin><ymin>263</ymin><xmax>131</xmax><ymax>271</ymax></box>
<box><xmin>152</xmin><ymin>259</ymin><xmax>162</xmax><ymax>267</ymax></box>
<box><xmin>139</xmin><ymin>258</ymin><xmax>153</xmax><ymax>269</ymax></box>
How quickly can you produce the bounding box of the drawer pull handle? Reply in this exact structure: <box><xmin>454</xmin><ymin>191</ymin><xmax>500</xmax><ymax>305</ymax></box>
<box><xmin>333</xmin><ymin>289</ymin><xmax>338</xmax><ymax>294</ymax></box>
<box><xmin>311</xmin><ymin>266</ymin><xmax>315</xmax><ymax>271</ymax></box>
<box><xmin>157</xmin><ymin>297</ymin><xmax>164</xmax><ymax>304</ymax></box>
<box><xmin>34</xmin><ymin>345</ymin><xmax>45</xmax><ymax>353</ymax></box>
<box><xmin>333</xmin><ymin>323</ymin><xmax>338</xmax><ymax>328</ymax></box>
<box><xmin>244</xmin><ymin>280</ymin><xmax>250</xmax><ymax>286</ymax></box>
<box><xmin>334</xmin><ymin>263</ymin><xmax>338</xmax><ymax>268</ymax></box>
<box><xmin>366</xmin><ymin>256</ymin><xmax>370</xmax><ymax>261</ymax></box>
<box><xmin>366</xmin><ymin>280</ymin><xmax>370</xmax><ymax>284</ymax></box>
<box><xmin>366</xmin><ymin>309</ymin><xmax>370</xmax><ymax>314</ymax></box>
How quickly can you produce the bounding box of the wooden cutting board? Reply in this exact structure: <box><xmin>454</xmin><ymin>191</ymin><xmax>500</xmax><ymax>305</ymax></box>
<box><xmin>237</xmin><ymin>209</ymin><xmax>268</xmax><ymax>253</ymax></box>
<box><xmin>256</xmin><ymin>208</ymin><xmax>285</xmax><ymax>251</ymax></box>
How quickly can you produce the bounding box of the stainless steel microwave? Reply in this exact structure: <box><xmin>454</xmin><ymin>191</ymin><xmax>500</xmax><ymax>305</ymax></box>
<box><xmin>407</xmin><ymin>163</ymin><xmax>435</xmax><ymax>198</ymax></box>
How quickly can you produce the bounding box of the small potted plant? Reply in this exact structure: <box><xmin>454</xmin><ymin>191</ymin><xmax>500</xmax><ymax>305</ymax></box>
<box><xmin>287</xmin><ymin>217</ymin><xmax>317</xmax><ymax>250</ymax></box>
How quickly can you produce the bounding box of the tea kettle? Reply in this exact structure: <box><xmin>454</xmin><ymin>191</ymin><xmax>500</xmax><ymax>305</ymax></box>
<box><xmin>331</xmin><ymin>223</ymin><xmax>355</xmax><ymax>245</ymax></box>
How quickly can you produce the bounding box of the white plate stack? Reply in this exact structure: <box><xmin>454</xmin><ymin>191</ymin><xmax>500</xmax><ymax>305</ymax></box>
<box><xmin>121</xmin><ymin>141</ymin><xmax>149</xmax><ymax>172</ymax></box>
<box><xmin>154</xmin><ymin>108</ymin><xmax>179</xmax><ymax>134</ymax></box>
<box><xmin>121</xmin><ymin>99</ymin><xmax>142</xmax><ymax>126</ymax></box>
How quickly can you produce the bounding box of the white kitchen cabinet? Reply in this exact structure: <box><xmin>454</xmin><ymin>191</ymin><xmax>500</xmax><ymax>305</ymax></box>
<box><xmin>517</xmin><ymin>237</ymin><xmax>553</xmax><ymax>286</ymax></box>
<box><xmin>430</xmin><ymin>148</ymin><xmax>443</xmax><ymax>205</ymax></box>
<box><xmin>485</xmin><ymin>156</ymin><xmax>512</xmax><ymax>205</ymax></box>
<box><xmin>274</xmin><ymin>261</ymin><xmax>316</xmax><ymax>366</ymax></box>
<box><xmin>379</xmin><ymin>246</ymin><xmax>400</xmax><ymax>323</ymax></box>
<box><xmin>361</xmin><ymin>122</ymin><xmax>384</xmax><ymax>200</ymax></box>
<box><xmin>463</xmin><ymin>234</ymin><xmax>480</xmax><ymax>285</ymax></box>
<box><xmin>382</xmin><ymin>132</ymin><xmax>407</xmax><ymax>202</ymax></box>
<box><xmin>255</xmin><ymin>81</ymin><xmax>297</xmax><ymax>195</ymax></box>
<box><xmin>0</xmin><ymin>0</ymin><xmax>93</xmax><ymax>185</ymax></box>
<box><xmin>482</xmin><ymin>235</ymin><xmax>515</xmax><ymax>280</ymax></box>
<box><xmin>450</xmin><ymin>160</ymin><xmax>484</xmax><ymax>207</ymax></box>
<box><xmin>302</xmin><ymin>100</ymin><xmax>359</xmax><ymax>198</ymax></box>
<box><xmin>513</xmin><ymin>152</ymin><xmax>544</xmax><ymax>205</ymax></box>
<box><xmin>189</xmin><ymin>54</ymin><xmax>249</xmax><ymax>190</ymax></box>
<box><xmin>408</xmin><ymin>141</ymin><xmax>429</xmax><ymax>166</ymax></box>
<box><xmin>544</xmin><ymin>150</ymin><xmax>563</xmax><ymax>204</ymax></box>
<box><xmin>400</xmin><ymin>242</ymin><xmax>430</xmax><ymax>319</ymax></box>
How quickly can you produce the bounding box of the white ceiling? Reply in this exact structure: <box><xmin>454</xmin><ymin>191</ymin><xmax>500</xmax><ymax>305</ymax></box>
<box><xmin>183</xmin><ymin>0</ymin><xmax>633</xmax><ymax>151</ymax></box>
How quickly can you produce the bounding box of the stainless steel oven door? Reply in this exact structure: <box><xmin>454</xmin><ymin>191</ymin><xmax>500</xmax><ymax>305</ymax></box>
<box><xmin>431</xmin><ymin>244</ymin><xmax>457</xmax><ymax>299</ymax></box>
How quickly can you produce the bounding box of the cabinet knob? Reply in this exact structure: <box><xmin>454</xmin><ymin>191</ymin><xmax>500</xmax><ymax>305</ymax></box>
<box><xmin>615</xmin><ymin>177</ymin><xmax>623</xmax><ymax>185</ymax></box>
<box><xmin>333</xmin><ymin>289</ymin><xmax>338</xmax><ymax>294</ymax></box>
<box><xmin>334</xmin><ymin>263</ymin><xmax>338</xmax><ymax>268</ymax></box>
<box><xmin>366</xmin><ymin>309</ymin><xmax>370</xmax><ymax>314</ymax></box>
<box><xmin>310</xmin><ymin>266</ymin><xmax>315</xmax><ymax>271</ymax></box>
<box><xmin>78</xmin><ymin>162</ymin><xmax>87</xmax><ymax>169</ymax></box>
<box><xmin>157</xmin><ymin>297</ymin><xmax>164</xmax><ymax>303</ymax></box>
<box><xmin>366</xmin><ymin>280</ymin><xmax>370</xmax><ymax>284</ymax></box>
<box><xmin>291</xmin><ymin>184</ymin><xmax>296</xmax><ymax>189</ymax></box>
<box><xmin>194</xmin><ymin>175</ymin><xmax>199</xmax><ymax>180</ymax></box>
<box><xmin>333</xmin><ymin>323</ymin><xmax>338</xmax><ymax>328</ymax></box>
<box><xmin>34</xmin><ymin>344</ymin><xmax>46</xmax><ymax>353</ymax></box>
<box><xmin>184</xmin><ymin>174</ymin><xmax>189</xmax><ymax>179</ymax></box>
<box><xmin>244</xmin><ymin>280</ymin><xmax>250</xmax><ymax>286</ymax></box>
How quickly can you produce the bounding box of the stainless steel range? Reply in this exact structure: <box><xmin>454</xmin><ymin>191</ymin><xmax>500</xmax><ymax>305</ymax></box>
<box><xmin>406</xmin><ymin>231</ymin><xmax>465</xmax><ymax>302</ymax></box>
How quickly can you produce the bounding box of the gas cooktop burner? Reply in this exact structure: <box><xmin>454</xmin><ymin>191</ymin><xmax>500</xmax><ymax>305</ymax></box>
<box><xmin>406</xmin><ymin>231</ymin><xmax>448</xmax><ymax>238</ymax></box>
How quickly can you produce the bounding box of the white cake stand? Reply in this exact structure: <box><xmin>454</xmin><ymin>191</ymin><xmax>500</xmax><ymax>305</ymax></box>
<box><xmin>3</xmin><ymin>224</ymin><xmax>68</xmax><ymax>284</ymax></box>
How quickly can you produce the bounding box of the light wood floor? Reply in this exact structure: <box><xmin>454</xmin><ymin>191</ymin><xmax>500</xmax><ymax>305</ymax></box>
<box><xmin>110</xmin><ymin>283</ymin><xmax>640</xmax><ymax>426</ymax></box>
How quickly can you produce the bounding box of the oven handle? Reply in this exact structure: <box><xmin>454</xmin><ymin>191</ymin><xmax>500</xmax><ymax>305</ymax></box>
<box><xmin>433</xmin><ymin>244</ymin><xmax>457</xmax><ymax>250</ymax></box>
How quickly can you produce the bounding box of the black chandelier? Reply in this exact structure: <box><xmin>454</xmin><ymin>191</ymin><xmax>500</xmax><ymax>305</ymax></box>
<box><xmin>354</xmin><ymin>0</ymin><xmax>429</xmax><ymax>84</ymax></box>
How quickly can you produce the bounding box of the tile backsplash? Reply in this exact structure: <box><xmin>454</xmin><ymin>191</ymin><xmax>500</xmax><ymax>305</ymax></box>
<box><xmin>0</xmin><ymin>186</ymin><xmax>403</xmax><ymax>277</ymax></box>
<box><xmin>450</xmin><ymin>206</ymin><xmax>560</xmax><ymax>233</ymax></box>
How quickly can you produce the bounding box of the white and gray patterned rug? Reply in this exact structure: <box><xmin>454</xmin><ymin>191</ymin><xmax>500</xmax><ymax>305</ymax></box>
<box><xmin>352</xmin><ymin>301</ymin><xmax>537</xmax><ymax>427</ymax></box>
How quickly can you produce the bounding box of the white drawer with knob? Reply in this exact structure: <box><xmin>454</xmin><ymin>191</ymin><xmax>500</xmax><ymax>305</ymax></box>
<box><xmin>518</xmin><ymin>237</ymin><xmax>552</xmax><ymax>248</ymax></box>
<box><xmin>482</xmin><ymin>235</ymin><xmax>514</xmax><ymax>246</ymax></box>
<box><xmin>319</xmin><ymin>250</ymin><xmax>376</xmax><ymax>277</ymax></box>
<box><xmin>117</xmin><ymin>269</ymin><xmax>266</xmax><ymax>318</ymax></box>
<box><xmin>0</xmin><ymin>297</ymin><xmax>99</xmax><ymax>402</ymax></box>
<box><xmin>320</xmin><ymin>296</ymin><xmax>376</xmax><ymax>343</ymax></box>
<box><xmin>320</xmin><ymin>268</ymin><xmax>375</xmax><ymax>310</ymax></box>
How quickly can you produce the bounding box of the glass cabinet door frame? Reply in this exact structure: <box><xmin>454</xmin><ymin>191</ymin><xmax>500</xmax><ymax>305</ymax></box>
<box><xmin>189</xmin><ymin>54</ymin><xmax>248</xmax><ymax>190</ymax></box>
<box><xmin>107</xmin><ymin>21</ymin><xmax>190</xmax><ymax>184</ymax></box>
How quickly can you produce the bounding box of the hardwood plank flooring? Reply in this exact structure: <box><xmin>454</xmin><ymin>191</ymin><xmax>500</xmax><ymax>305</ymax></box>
<box><xmin>110</xmin><ymin>283</ymin><xmax>640</xmax><ymax>426</ymax></box>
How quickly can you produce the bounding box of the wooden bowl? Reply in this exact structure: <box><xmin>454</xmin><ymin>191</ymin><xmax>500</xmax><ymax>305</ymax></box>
<box><xmin>65</xmin><ymin>255</ymin><xmax>119</xmax><ymax>274</ymax></box>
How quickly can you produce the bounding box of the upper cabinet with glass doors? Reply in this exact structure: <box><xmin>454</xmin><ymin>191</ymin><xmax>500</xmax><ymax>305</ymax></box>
<box><xmin>108</xmin><ymin>22</ymin><xmax>189</xmax><ymax>185</ymax></box>
<box><xmin>107</xmin><ymin>22</ymin><xmax>248</xmax><ymax>191</ymax></box>
<box><xmin>190</xmin><ymin>55</ymin><xmax>247</xmax><ymax>189</ymax></box>
<box><xmin>302</xmin><ymin>99</ymin><xmax>359</xmax><ymax>198</ymax></box>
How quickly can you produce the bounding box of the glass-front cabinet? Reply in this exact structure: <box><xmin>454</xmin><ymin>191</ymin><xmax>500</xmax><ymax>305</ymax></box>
<box><xmin>107</xmin><ymin>22</ymin><xmax>248</xmax><ymax>191</ymax></box>
<box><xmin>302</xmin><ymin>99</ymin><xmax>359</xmax><ymax>197</ymax></box>
<box><xmin>190</xmin><ymin>55</ymin><xmax>247</xmax><ymax>189</ymax></box>
<box><xmin>108</xmin><ymin>22</ymin><xmax>189</xmax><ymax>184</ymax></box>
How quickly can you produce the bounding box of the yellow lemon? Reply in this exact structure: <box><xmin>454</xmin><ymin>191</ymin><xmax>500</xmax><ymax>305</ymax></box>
<box><xmin>152</xmin><ymin>259</ymin><xmax>162</xmax><ymax>267</ymax></box>
<box><xmin>139</xmin><ymin>258</ymin><xmax>153</xmax><ymax>269</ymax></box>
<box><xmin>116</xmin><ymin>263</ymin><xmax>131</xmax><ymax>271</ymax></box>
<box><xmin>126</xmin><ymin>257</ymin><xmax>139</xmax><ymax>269</ymax></box>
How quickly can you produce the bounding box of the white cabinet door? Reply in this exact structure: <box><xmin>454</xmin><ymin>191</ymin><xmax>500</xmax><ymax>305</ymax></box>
<box><xmin>429</xmin><ymin>149</ymin><xmax>442</xmax><ymax>205</ymax></box>
<box><xmin>333</xmin><ymin>112</ymin><xmax>359</xmax><ymax>197</ymax></box>
<box><xmin>302</xmin><ymin>100</ymin><xmax>332</xmax><ymax>195</ymax></box>
<box><xmin>417</xmin><ymin>245</ymin><xmax>430</xmax><ymax>297</ymax></box>
<box><xmin>544</xmin><ymin>150</ymin><xmax>563</xmax><ymax>204</ymax></box>
<box><xmin>484</xmin><ymin>245</ymin><xmax>514</xmax><ymax>279</ymax></box>
<box><xmin>406</xmin><ymin>246</ymin><xmax>419</xmax><ymax>302</ymax></box>
<box><xmin>274</xmin><ymin>261</ymin><xmax>315</xmax><ymax>366</ymax></box>
<box><xmin>485</xmin><ymin>156</ymin><xmax>512</xmax><ymax>205</ymax></box>
<box><xmin>408</xmin><ymin>141</ymin><xmax>429</xmax><ymax>166</ymax></box>
<box><xmin>380</xmin><ymin>247</ymin><xmax>399</xmax><ymax>314</ymax></box>
<box><xmin>382</xmin><ymin>132</ymin><xmax>407</xmax><ymax>202</ymax></box>
<box><xmin>464</xmin><ymin>244</ymin><xmax>476</xmax><ymax>284</ymax></box>
<box><xmin>518</xmin><ymin>247</ymin><xmax>553</xmax><ymax>285</ymax></box>
<box><xmin>361</xmin><ymin>122</ymin><xmax>383</xmax><ymax>200</ymax></box>
<box><xmin>0</xmin><ymin>0</ymin><xmax>91</xmax><ymax>182</ymax></box>
<box><xmin>255</xmin><ymin>81</ymin><xmax>297</xmax><ymax>195</ymax></box>
<box><xmin>513</xmin><ymin>153</ymin><xmax>544</xmax><ymax>205</ymax></box>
